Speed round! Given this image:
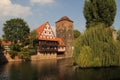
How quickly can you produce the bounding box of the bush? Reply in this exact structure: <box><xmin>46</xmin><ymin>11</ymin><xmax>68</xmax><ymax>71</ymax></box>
<box><xmin>18</xmin><ymin>48</ymin><xmax>31</xmax><ymax>59</ymax></box>
<box><xmin>77</xmin><ymin>46</ymin><xmax>93</xmax><ymax>67</ymax></box>
<box><xmin>9</xmin><ymin>50</ymin><xmax>17</xmax><ymax>58</ymax></box>
<box><xmin>74</xmin><ymin>23</ymin><xmax>120</xmax><ymax>67</ymax></box>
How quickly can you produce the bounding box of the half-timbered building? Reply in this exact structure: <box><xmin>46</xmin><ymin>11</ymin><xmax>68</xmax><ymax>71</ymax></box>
<box><xmin>36</xmin><ymin>22</ymin><xmax>65</xmax><ymax>56</ymax></box>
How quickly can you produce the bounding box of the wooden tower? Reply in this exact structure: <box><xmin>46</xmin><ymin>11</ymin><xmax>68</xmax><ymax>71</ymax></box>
<box><xmin>55</xmin><ymin>16</ymin><xmax>74</xmax><ymax>57</ymax></box>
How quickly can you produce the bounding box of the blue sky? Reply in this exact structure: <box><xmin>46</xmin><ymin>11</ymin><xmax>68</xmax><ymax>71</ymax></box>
<box><xmin>0</xmin><ymin>0</ymin><xmax>120</xmax><ymax>38</ymax></box>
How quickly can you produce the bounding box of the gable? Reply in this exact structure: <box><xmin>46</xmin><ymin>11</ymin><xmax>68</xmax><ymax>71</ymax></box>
<box><xmin>36</xmin><ymin>22</ymin><xmax>55</xmax><ymax>40</ymax></box>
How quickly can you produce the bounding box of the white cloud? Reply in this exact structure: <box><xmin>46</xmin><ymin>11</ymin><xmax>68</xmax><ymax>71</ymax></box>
<box><xmin>0</xmin><ymin>0</ymin><xmax>32</xmax><ymax>17</ymax></box>
<box><xmin>30</xmin><ymin>0</ymin><xmax>55</xmax><ymax>5</ymax></box>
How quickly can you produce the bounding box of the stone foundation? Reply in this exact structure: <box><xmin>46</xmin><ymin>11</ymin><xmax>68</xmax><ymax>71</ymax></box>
<box><xmin>0</xmin><ymin>53</ymin><xmax>8</xmax><ymax>64</ymax></box>
<box><xmin>4</xmin><ymin>53</ymin><xmax>22</xmax><ymax>62</ymax></box>
<box><xmin>31</xmin><ymin>53</ymin><xmax>57</xmax><ymax>60</ymax></box>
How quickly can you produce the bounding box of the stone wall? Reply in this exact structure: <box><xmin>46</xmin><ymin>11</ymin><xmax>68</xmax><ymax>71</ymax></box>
<box><xmin>4</xmin><ymin>53</ymin><xmax>22</xmax><ymax>62</ymax></box>
<box><xmin>56</xmin><ymin>16</ymin><xmax>74</xmax><ymax>57</ymax></box>
<box><xmin>0</xmin><ymin>53</ymin><xmax>8</xmax><ymax>64</ymax></box>
<box><xmin>31</xmin><ymin>53</ymin><xmax>57</xmax><ymax>60</ymax></box>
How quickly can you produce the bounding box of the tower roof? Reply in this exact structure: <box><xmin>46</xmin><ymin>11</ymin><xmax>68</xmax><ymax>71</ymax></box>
<box><xmin>56</xmin><ymin>16</ymin><xmax>73</xmax><ymax>23</ymax></box>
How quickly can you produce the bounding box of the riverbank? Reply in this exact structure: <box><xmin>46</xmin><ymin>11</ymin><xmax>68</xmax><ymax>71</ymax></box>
<box><xmin>0</xmin><ymin>53</ymin><xmax>22</xmax><ymax>65</ymax></box>
<box><xmin>0</xmin><ymin>52</ymin><xmax>73</xmax><ymax>64</ymax></box>
<box><xmin>0</xmin><ymin>53</ymin><xmax>8</xmax><ymax>65</ymax></box>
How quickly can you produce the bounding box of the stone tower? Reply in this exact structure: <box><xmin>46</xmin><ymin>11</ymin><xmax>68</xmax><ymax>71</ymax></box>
<box><xmin>55</xmin><ymin>16</ymin><xmax>74</xmax><ymax>57</ymax></box>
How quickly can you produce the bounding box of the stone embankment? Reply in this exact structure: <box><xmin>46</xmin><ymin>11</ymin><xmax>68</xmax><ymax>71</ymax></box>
<box><xmin>4</xmin><ymin>53</ymin><xmax>22</xmax><ymax>62</ymax></box>
<box><xmin>0</xmin><ymin>52</ymin><xmax>72</xmax><ymax>64</ymax></box>
<box><xmin>0</xmin><ymin>53</ymin><xmax>8</xmax><ymax>64</ymax></box>
<box><xmin>31</xmin><ymin>53</ymin><xmax>57</xmax><ymax>60</ymax></box>
<box><xmin>0</xmin><ymin>52</ymin><xmax>22</xmax><ymax>65</ymax></box>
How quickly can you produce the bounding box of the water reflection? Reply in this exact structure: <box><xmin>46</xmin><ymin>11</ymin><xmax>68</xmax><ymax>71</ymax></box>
<box><xmin>75</xmin><ymin>68</ymin><xmax>120</xmax><ymax>80</ymax></box>
<box><xmin>0</xmin><ymin>58</ymin><xmax>120</xmax><ymax>80</ymax></box>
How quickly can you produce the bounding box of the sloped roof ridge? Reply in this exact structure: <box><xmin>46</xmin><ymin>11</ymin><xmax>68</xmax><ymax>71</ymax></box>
<box><xmin>56</xmin><ymin>16</ymin><xmax>73</xmax><ymax>23</ymax></box>
<box><xmin>36</xmin><ymin>21</ymin><xmax>49</xmax><ymax>36</ymax></box>
<box><xmin>55</xmin><ymin>38</ymin><xmax>65</xmax><ymax>46</ymax></box>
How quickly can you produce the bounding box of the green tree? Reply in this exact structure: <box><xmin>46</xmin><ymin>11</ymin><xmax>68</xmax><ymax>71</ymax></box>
<box><xmin>18</xmin><ymin>48</ymin><xmax>31</xmax><ymax>60</ymax></box>
<box><xmin>3</xmin><ymin>18</ymin><xmax>30</xmax><ymax>43</ymax></box>
<box><xmin>117</xmin><ymin>29</ymin><xmax>120</xmax><ymax>41</ymax></box>
<box><xmin>18</xmin><ymin>30</ymin><xmax>37</xmax><ymax>59</ymax></box>
<box><xmin>74</xmin><ymin>24</ymin><xmax>120</xmax><ymax>67</ymax></box>
<box><xmin>74</xmin><ymin>30</ymin><xmax>81</xmax><ymax>39</ymax></box>
<box><xmin>0</xmin><ymin>39</ymin><xmax>4</xmax><ymax>52</ymax></box>
<box><xmin>28</xmin><ymin>30</ymin><xmax>38</xmax><ymax>55</ymax></box>
<box><xmin>9</xmin><ymin>44</ymin><xmax>21</xmax><ymax>58</ymax></box>
<box><xmin>77</xmin><ymin>46</ymin><xmax>93</xmax><ymax>67</ymax></box>
<box><xmin>84</xmin><ymin>0</ymin><xmax>117</xmax><ymax>28</ymax></box>
<box><xmin>29</xmin><ymin>30</ymin><xmax>37</xmax><ymax>47</ymax></box>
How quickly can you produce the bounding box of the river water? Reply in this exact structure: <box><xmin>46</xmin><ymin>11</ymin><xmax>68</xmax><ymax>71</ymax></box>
<box><xmin>0</xmin><ymin>58</ymin><xmax>120</xmax><ymax>80</ymax></box>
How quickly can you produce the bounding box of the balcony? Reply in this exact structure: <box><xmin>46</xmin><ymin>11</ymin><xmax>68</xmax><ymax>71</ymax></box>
<box><xmin>38</xmin><ymin>48</ymin><xmax>58</xmax><ymax>53</ymax></box>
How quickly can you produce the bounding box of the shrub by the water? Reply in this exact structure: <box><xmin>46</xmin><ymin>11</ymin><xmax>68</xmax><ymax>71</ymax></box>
<box><xmin>74</xmin><ymin>24</ymin><xmax>120</xmax><ymax>67</ymax></box>
<box><xmin>77</xmin><ymin>46</ymin><xmax>93</xmax><ymax>67</ymax></box>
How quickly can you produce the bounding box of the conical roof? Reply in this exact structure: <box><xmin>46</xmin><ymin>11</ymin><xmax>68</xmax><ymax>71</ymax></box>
<box><xmin>56</xmin><ymin>16</ymin><xmax>73</xmax><ymax>23</ymax></box>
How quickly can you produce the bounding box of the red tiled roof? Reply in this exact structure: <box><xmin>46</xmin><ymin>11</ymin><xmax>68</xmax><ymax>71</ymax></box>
<box><xmin>1</xmin><ymin>41</ymin><xmax>11</xmax><ymax>46</ymax></box>
<box><xmin>55</xmin><ymin>38</ymin><xmax>65</xmax><ymax>46</ymax></box>
<box><xmin>36</xmin><ymin>22</ymin><xmax>65</xmax><ymax>47</ymax></box>
<box><xmin>36</xmin><ymin>22</ymin><xmax>48</xmax><ymax>36</ymax></box>
<box><xmin>36</xmin><ymin>22</ymin><xmax>55</xmax><ymax>39</ymax></box>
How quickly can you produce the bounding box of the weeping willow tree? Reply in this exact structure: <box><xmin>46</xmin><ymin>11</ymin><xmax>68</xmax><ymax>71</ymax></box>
<box><xmin>74</xmin><ymin>24</ymin><xmax>120</xmax><ymax>67</ymax></box>
<box><xmin>74</xmin><ymin>0</ymin><xmax>119</xmax><ymax>68</ymax></box>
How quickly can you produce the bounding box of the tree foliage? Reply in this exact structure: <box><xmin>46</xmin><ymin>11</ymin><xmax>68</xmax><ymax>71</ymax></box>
<box><xmin>117</xmin><ymin>29</ymin><xmax>120</xmax><ymax>41</ymax></box>
<box><xmin>9</xmin><ymin>44</ymin><xmax>21</xmax><ymax>58</ymax></box>
<box><xmin>77</xmin><ymin>46</ymin><xmax>93</xmax><ymax>67</ymax></box>
<box><xmin>28</xmin><ymin>30</ymin><xmax>37</xmax><ymax>55</ymax></box>
<box><xmin>18</xmin><ymin>48</ymin><xmax>31</xmax><ymax>59</ymax></box>
<box><xmin>3</xmin><ymin>18</ymin><xmax>30</xmax><ymax>43</ymax></box>
<box><xmin>74</xmin><ymin>30</ymin><xmax>81</xmax><ymax>39</ymax></box>
<box><xmin>8</xmin><ymin>30</ymin><xmax>37</xmax><ymax>59</ymax></box>
<box><xmin>3</xmin><ymin>18</ymin><xmax>38</xmax><ymax>59</ymax></box>
<box><xmin>0</xmin><ymin>39</ymin><xmax>4</xmax><ymax>52</ymax></box>
<box><xmin>29</xmin><ymin>30</ymin><xmax>37</xmax><ymax>48</ymax></box>
<box><xmin>74</xmin><ymin>24</ymin><xmax>120</xmax><ymax>67</ymax></box>
<box><xmin>84</xmin><ymin>0</ymin><xmax>117</xmax><ymax>28</ymax></box>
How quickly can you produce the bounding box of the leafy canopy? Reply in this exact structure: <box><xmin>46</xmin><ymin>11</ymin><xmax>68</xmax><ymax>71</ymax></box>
<box><xmin>74</xmin><ymin>30</ymin><xmax>81</xmax><ymax>39</ymax></box>
<box><xmin>117</xmin><ymin>29</ymin><xmax>120</xmax><ymax>41</ymax></box>
<box><xmin>3</xmin><ymin>18</ymin><xmax>30</xmax><ymax>43</ymax></box>
<box><xmin>74</xmin><ymin>24</ymin><xmax>120</xmax><ymax>67</ymax></box>
<box><xmin>84</xmin><ymin>0</ymin><xmax>117</xmax><ymax>28</ymax></box>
